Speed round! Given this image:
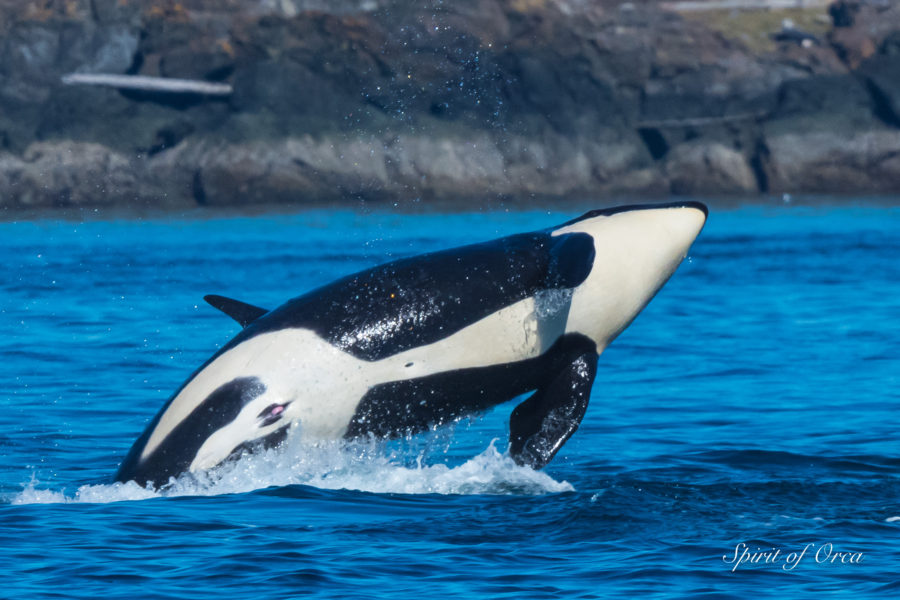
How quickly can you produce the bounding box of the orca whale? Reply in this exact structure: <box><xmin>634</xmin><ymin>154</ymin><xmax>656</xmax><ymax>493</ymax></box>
<box><xmin>115</xmin><ymin>201</ymin><xmax>707</xmax><ymax>488</ymax></box>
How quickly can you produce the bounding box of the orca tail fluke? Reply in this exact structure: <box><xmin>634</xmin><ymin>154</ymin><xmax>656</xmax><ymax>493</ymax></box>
<box><xmin>204</xmin><ymin>294</ymin><xmax>269</xmax><ymax>327</ymax></box>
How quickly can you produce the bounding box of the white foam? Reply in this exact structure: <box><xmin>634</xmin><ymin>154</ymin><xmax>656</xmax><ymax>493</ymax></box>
<box><xmin>9</xmin><ymin>437</ymin><xmax>573</xmax><ymax>505</ymax></box>
<box><xmin>534</xmin><ymin>288</ymin><xmax>573</xmax><ymax>318</ymax></box>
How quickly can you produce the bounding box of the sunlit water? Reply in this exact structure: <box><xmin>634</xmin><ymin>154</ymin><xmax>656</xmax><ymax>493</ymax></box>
<box><xmin>1</xmin><ymin>203</ymin><xmax>898</xmax><ymax>598</ymax></box>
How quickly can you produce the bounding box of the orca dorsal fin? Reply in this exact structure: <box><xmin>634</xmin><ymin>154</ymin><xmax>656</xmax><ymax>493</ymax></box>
<box><xmin>204</xmin><ymin>295</ymin><xmax>269</xmax><ymax>327</ymax></box>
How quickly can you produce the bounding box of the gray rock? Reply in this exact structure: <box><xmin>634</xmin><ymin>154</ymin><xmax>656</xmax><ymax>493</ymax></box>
<box><xmin>76</xmin><ymin>25</ymin><xmax>139</xmax><ymax>74</ymax></box>
<box><xmin>767</xmin><ymin>74</ymin><xmax>877</xmax><ymax>131</ymax></box>
<box><xmin>0</xmin><ymin>141</ymin><xmax>137</xmax><ymax>207</ymax></box>
<box><xmin>666</xmin><ymin>142</ymin><xmax>758</xmax><ymax>196</ymax></box>
<box><xmin>858</xmin><ymin>54</ymin><xmax>900</xmax><ymax>127</ymax></box>
<box><xmin>765</xmin><ymin>128</ymin><xmax>900</xmax><ymax>194</ymax></box>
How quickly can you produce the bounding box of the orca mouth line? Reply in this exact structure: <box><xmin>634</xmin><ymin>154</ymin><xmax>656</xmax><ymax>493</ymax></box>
<box><xmin>258</xmin><ymin>402</ymin><xmax>292</xmax><ymax>427</ymax></box>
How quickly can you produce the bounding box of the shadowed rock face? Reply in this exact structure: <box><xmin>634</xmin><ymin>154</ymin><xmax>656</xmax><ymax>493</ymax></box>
<box><xmin>0</xmin><ymin>0</ymin><xmax>898</xmax><ymax>209</ymax></box>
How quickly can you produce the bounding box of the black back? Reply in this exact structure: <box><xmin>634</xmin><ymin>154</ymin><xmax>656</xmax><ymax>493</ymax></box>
<box><xmin>241</xmin><ymin>231</ymin><xmax>595</xmax><ymax>361</ymax></box>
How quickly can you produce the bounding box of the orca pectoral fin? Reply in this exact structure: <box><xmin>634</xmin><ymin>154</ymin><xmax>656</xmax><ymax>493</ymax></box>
<box><xmin>509</xmin><ymin>346</ymin><xmax>598</xmax><ymax>469</ymax></box>
<box><xmin>204</xmin><ymin>294</ymin><xmax>269</xmax><ymax>327</ymax></box>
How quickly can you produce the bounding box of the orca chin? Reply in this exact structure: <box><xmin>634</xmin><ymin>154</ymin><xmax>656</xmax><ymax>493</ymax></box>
<box><xmin>114</xmin><ymin>202</ymin><xmax>707</xmax><ymax>488</ymax></box>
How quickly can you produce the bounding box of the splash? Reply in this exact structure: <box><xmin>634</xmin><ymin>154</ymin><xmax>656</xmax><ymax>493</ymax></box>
<box><xmin>10</xmin><ymin>437</ymin><xmax>573</xmax><ymax>505</ymax></box>
<box><xmin>534</xmin><ymin>288</ymin><xmax>573</xmax><ymax>318</ymax></box>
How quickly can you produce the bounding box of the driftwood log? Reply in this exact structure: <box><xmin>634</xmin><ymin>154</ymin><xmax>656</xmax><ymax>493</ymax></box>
<box><xmin>61</xmin><ymin>73</ymin><xmax>232</xmax><ymax>96</ymax></box>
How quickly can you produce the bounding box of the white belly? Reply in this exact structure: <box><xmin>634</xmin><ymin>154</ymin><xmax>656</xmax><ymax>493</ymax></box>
<box><xmin>143</xmin><ymin>293</ymin><xmax>572</xmax><ymax>460</ymax></box>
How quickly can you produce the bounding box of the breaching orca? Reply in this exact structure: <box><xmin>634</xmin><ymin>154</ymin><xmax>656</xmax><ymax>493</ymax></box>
<box><xmin>115</xmin><ymin>202</ymin><xmax>707</xmax><ymax>488</ymax></box>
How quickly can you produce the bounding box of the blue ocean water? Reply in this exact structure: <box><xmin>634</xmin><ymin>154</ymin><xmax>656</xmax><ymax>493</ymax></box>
<box><xmin>1</xmin><ymin>202</ymin><xmax>897</xmax><ymax>598</ymax></box>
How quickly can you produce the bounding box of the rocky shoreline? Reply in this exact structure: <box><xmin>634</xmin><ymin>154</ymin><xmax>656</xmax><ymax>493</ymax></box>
<box><xmin>1</xmin><ymin>0</ymin><xmax>899</xmax><ymax>210</ymax></box>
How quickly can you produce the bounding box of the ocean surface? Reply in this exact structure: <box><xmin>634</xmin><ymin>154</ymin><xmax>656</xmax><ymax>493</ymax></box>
<box><xmin>1</xmin><ymin>201</ymin><xmax>897</xmax><ymax>598</ymax></box>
